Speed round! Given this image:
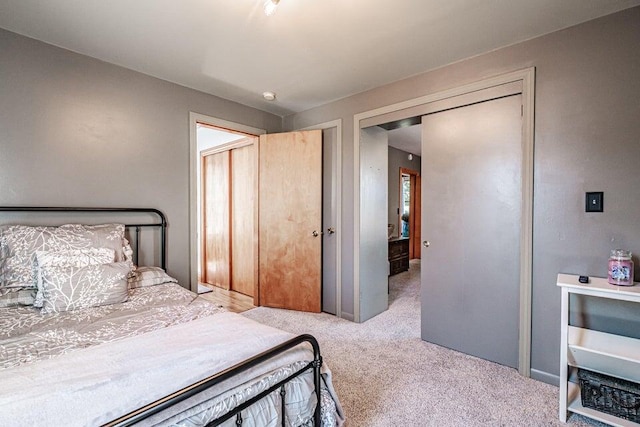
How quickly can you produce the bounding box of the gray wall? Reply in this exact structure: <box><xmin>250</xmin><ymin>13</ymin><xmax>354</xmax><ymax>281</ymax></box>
<box><xmin>388</xmin><ymin>146</ymin><xmax>421</xmax><ymax>237</ymax></box>
<box><xmin>283</xmin><ymin>7</ymin><xmax>640</xmax><ymax>381</ymax></box>
<box><xmin>0</xmin><ymin>28</ymin><xmax>282</xmax><ymax>286</ymax></box>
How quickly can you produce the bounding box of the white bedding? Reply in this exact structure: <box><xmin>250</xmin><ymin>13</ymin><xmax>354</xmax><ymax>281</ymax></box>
<box><xmin>0</xmin><ymin>219</ymin><xmax>343</xmax><ymax>426</ymax></box>
<box><xmin>0</xmin><ymin>311</ymin><xmax>342</xmax><ymax>426</ymax></box>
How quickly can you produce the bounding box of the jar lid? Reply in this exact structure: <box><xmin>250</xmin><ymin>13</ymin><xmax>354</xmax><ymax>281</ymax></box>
<box><xmin>610</xmin><ymin>249</ymin><xmax>632</xmax><ymax>259</ymax></box>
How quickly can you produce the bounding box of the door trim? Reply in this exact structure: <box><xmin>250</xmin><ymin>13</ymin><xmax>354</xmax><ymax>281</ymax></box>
<box><xmin>189</xmin><ymin>112</ymin><xmax>265</xmax><ymax>294</ymax></box>
<box><xmin>352</xmin><ymin>68</ymin><xmax>535</xmax><ymax>377</ymax></box>
<box><xmin>200</xmin><ymin>137</ymin><xmax>255</xmax><ymax>157</ymax></box>
<box><xmin>399</xmin><ymin>167</ymin><xmax>420</xmax><ymax>259</ymax></box>
<box><xmin>301</xmin><ymin>119</ymin><xmax>343</xmax><ymax>318</ymax></box>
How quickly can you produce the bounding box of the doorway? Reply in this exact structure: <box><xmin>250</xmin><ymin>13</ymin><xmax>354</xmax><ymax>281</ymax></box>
<box><xmin>189</xmin><ymin>113</ymin><xmax>266</xmax><ymax>304</ymax></box>
<box><xmin>197</xmin><ymin>123</ymin><xmax>259</xmax><ymax>305</ymax></box>
<box><xmin>399</xmin><ymin>167</ymin><xmax>421</xmax><ymax>259</ymax></box>
<box><xmin>353</xmin><ymin>69</ymin><xmax>535</xmax><ymax>376</ymax></box>
<box><xmin>189</xmin><ymin>113</ymin><xmax>342</xmax><ymax>316</ymax></box>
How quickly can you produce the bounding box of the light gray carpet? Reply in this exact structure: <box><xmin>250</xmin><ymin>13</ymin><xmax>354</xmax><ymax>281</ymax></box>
<box><xmin>243</xmin><ymin>260</ymin><xmax>604</xmax><ymax>426</ymax></box>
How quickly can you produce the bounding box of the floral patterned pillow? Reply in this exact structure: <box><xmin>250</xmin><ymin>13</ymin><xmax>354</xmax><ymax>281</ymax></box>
<box><xmin>33</xmin><ymin>248</ymin><xmax>115</xmax><ymax>308</ymax></box>
<box><xmin>0</xmin><ymin>223</ymin><xmax>125</xmax><ymax>290</ymax></box>
<box><xmin>38</xmin><ymin>262</ymin><xmax>131</xmax><ymax>314</ymax></box>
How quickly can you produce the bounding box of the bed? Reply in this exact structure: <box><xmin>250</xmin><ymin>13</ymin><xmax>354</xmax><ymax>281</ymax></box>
<box><xmin>0</xmin><ymin>207</ymin><xmax>343</xmax><ymax>426</ymax></box>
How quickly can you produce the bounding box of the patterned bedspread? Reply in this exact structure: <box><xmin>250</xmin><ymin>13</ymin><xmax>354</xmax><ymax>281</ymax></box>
<box><xmin>0</xmin><ymin>283</ymin><xmax>343</xmax><ymax>426</ymax></box>
<box><xmin>0</xmin><ymin>283</ymin><xmax>225</xmax><ymax>369</ymax></box>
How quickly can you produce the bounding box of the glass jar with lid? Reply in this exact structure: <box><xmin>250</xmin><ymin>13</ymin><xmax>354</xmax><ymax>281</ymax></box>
<box><xmin>608</xmin><ymin>249</ymin><xmax>634</xmax><ymax>286</ymax></box>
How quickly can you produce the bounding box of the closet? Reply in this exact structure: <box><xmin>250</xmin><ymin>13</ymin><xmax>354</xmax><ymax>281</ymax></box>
<box><xmin>200</xmin><ymin>130</ymin><xmax>324</xmax><ymax>312</ymax></box>
<box><xmin>202</xmin><ymin>138</ymin><xmax>256</xmax><ymax>297</ymax></box>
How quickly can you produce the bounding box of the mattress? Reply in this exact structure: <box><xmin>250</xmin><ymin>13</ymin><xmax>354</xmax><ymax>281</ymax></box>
<box><xmin>0</xmin><ymin>283</ymin><xmax>342</xmax><ymax>426</ymax></box>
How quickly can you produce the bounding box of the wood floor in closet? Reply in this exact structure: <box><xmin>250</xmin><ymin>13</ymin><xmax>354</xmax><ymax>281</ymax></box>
<box><xmin>198</xmin><ymin>283</ymin><xmax>255</xmax><ymax>313</ymax></box>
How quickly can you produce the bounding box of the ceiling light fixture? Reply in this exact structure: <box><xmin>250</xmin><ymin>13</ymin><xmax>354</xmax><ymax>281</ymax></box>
<box><xmin>264</xmin><ymin>0</ymin><xmax>280</xmax><ymax>16</ymax></box>
<box><xmin>263</xmin><ymin>91</ymin><xmax>276</xmax><ymax>101</ymax></box>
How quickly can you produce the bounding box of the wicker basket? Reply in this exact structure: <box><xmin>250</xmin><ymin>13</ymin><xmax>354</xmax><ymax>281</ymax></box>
<box><xmin>578</xmin><ymin>369</ymin><xmax>640</xmax><ymax>422</ymax></box>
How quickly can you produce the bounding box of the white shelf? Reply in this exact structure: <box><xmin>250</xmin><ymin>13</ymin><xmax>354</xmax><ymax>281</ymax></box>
<box><xmin>557</xmin><ymin>273</ymin><xmax>640</xmax><ymax>302</ymax></box>
<box><xmin>568</xmin><ymin>326</ymin><xmax>640</xmax><ymax>384</ymax></box>
<box><xmin>567</xmin><ymin>382</ymin><xmax>639</xmax><ymax>427</ymax></box>
<box><xmin>558</xmin><ymin>274</ymin><xmax>640</xmax><ymax>426</ymax></box>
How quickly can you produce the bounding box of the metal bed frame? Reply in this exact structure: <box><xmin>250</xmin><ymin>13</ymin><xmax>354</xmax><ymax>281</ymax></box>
<box><xmin>0</xmin><ymin>206</ymin><xmax>323</xmax><ymax>427</ymax></box>
<box><xmin>0</xmin><ymin>207</ymin><xmax>167</xmax><ymax>269</ymax></box>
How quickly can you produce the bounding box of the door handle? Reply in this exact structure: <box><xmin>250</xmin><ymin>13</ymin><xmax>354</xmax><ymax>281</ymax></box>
<box><xmin>312</xmin><ymin>230</ymin><xmax>320</xmax><ymax>237</ymax></box>
<box><xmin>327</xmin><ymin>227</ymin><xmax>335</xmax><ymax>235</ymax></box>
<box><xmin>423</xmin><ymin>241</ymin><xmax>430</xmax><ymax>248</ymax></box>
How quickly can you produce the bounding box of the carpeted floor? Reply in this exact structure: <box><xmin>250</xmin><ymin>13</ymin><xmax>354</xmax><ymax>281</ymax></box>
<box><xmin>243</xmin><ymin>260</ymin><xmax>604</xmax><ymax>426</ymax></box>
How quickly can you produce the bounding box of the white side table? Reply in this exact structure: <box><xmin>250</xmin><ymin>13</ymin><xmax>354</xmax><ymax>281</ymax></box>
<box><xmin>557</xmin><ymin>273</ymin><xmax>640</xmax><ymax>426</ymax></box>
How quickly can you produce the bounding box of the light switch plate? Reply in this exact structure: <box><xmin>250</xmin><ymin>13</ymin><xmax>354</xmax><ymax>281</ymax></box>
<box><xmin>586</xmin><ymin>192</ymin><xmax>603</xmax><ymax>212</ymax></box>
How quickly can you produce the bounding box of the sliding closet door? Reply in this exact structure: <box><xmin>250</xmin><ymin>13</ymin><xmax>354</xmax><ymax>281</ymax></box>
<box><xmin>230</xmin><ymin>145</ymin><xmax>255</xmax><ymax>297</ymax></box>
<box><xmin>202</xmin><ymin>151</ymin><xmax>231</xmax><ymax>289</ymax></box>
<box><xmin>421</xmin><ymin>94</ymin><xmax>522</xmax><ymax>368</ymax></box>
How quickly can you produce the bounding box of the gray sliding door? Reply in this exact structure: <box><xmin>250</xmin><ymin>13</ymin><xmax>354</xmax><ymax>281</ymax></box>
<box><xmin>420</xmin><ymin>94</ymin><xmax>522</xmax><ymax>368</ymax></box>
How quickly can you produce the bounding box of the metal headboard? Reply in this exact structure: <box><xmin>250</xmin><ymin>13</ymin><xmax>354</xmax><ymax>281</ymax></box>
<box><xmin>0</xmin><ymin>207</ymin><xmax>167</xmax><ymax>269</ymax></box>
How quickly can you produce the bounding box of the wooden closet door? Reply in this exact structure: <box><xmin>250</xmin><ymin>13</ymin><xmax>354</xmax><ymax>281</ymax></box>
<box><xmin>202</xmin><ymin>151</ymin><xmax>230</xmax><ymax>289</ymax></box>
<box><xmin>259</xmin><ymin>130</ymin><xmax>322</xmax><ymax>312</ymax></box>
<box><xmin>230</xmin><ymin>145</ymin><xmax>255</xmax><ymax>297</ymax></box>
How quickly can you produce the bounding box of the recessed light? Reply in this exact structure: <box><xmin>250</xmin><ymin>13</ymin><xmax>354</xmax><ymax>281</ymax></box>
<box><xmin>263</xmin><ymin>91</ymin><xmax>276</xmax><ymax>101</ymax></box>
<box><xmin>264</xmin><ymin>0</ymin><xmax>280</xmax><ymax>16</ymax></box>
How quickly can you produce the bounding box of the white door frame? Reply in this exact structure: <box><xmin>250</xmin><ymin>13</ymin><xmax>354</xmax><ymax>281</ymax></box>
<box><xmin>301</xmin><ymin>119</ymin><xmax>343</xmax><ymax>318</ymax></box>
<box><xmin>188</xmin><ymin>112</ymin><xmax>266</xmax><ymax>293</ymax></box>
<box><xmin>352</xmin><ymin>68</ymin><xmax>535</xmax><ymax>376</ymax></box>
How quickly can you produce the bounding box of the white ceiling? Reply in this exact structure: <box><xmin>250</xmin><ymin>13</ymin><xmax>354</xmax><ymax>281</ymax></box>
<box><xmin>388</xmin><ymin>125</ymin><xmax>422</xmax><ymax>157</ymax></box>
<box><xmin>1</xmin><ymin>0</ymin><xmax>638</xmax><ymax>117</ymax></box>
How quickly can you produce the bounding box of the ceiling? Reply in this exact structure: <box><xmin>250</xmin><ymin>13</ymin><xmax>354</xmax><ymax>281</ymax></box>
<box><xmin>0</xmin><ymin>1</ymin><xmax>639</xmax><ymax>117</ymax></box>
<box><xmin>388</xmin><ymin>125</ymin><xmax>422</xmax><ymax>157</ymax></box>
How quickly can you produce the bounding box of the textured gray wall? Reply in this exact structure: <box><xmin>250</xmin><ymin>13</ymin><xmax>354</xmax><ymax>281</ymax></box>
<box><xmin>388</xmin><ymin>146</ymin><xmax>421</xmax><ymax>237</ymax></box>
<box><xmin>283</xmin><ymin>7</ymin><xmax>640</xmax><ymax>380</ymax></box>
<box><xmin>0</xmin><ymin>29</ymin><xmax>282</xmax><ymax>286</ymax></box>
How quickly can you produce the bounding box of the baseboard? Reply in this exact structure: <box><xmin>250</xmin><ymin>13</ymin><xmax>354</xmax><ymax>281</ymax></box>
<box><xmin>340</xmin><ymin>312</ymin><xmax>355</xmax><ymax>322</ymax></box>
<box><xmin>531</xmin><ymin>369</ymin><xmax>559</xmax><ymax>386</ymax></box>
